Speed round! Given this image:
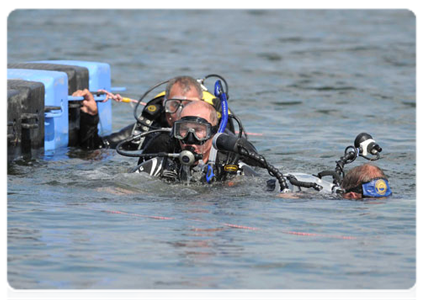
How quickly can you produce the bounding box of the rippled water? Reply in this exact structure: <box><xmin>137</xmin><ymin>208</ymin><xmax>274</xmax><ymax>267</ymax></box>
<box><xmin>7</xmin><ymin>10</ymin><xmax>415</xmax><ymax>290</ymax></box>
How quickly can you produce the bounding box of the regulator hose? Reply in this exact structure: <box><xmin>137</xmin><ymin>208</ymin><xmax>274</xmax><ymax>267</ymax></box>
<box><xmin>237</xmin><ymin>146</ymin><xmax>290</xmax><ymax>192</ymax></box>
<box><xmin>116</xmin><ymin>128</ymin><xmax>171</xmax><ymax>157</ymax></box>
<box><xmin>203</xmin><ymin>74</ymin><xmax>229</xmax><ymax>97</ymax></box>
<box><xmin>316</xmin><ymin>170</ymin><xmax>342</xmax><ymax>184</ymax></box>
<box><xmin>230</xmin><ymin>114</ymin><xmax>246</xmax><ymax>138</ymax></box>
<box><xmin>134</xmin><ymin>80</ymin><xmax>169</xmax><ymax>129</ymax></box>
<box><xmin>286</xmin><ymin>175</ymin><xmax>323</xmax><ymax>191</ymax></box>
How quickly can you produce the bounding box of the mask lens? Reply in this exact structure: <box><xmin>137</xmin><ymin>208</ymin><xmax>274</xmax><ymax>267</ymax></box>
<box><xmin>164</xmin><ymin>99</ymin><xmax>194</xmax><ymax>113</ymax></box>
<box><xmin>174</xmin><ymin>117</ymin><xmax>213</xmax><ymax>144</ymax></box>
<box><xmin>190</xmin><ymin>123</ymin><xmax>208</xmax><ymax>140</ymax></box>
<box><xmin>177</xmin><ymin>123</ymin><xmax>190</xmax><ymax>139</ymax></box>
<box><xmin>176</xmin><ymin>122</ymin><xmax>208</xmax><ymax>141</ymax></box>
<box><xmin>164</xmin><ymin>99</ymin><xmax>181</xmax><ymax>113</ymax></box>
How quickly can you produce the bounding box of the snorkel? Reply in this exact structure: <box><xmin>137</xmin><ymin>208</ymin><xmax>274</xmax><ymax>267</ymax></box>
<box><xmin>205</xmin><ymin>80</ymin><xmax>229</xmax><ymax>183</ymax></box>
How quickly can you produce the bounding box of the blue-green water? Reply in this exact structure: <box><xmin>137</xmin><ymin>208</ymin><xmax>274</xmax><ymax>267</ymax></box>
<box><xmin>7</xmin><ymin>9</ymin><xmax>415</xmax><ymax>289</ymax></box>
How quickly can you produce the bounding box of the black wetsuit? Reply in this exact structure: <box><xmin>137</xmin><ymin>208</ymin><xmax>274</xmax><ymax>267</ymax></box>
<box><xmin>133</xmin><ymin>150</ymin><xmax>260</xmax><ymax>184</ymax></box>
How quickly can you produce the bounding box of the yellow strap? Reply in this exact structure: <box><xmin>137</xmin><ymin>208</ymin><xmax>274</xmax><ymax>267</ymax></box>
<box><xmin>153</xmin><ymin>91</ymin><xmax>166</xmax><ymax>99</ymax></box>
<box><xmin>203</xmin><ymin>91</ymin><xmax>231</xmax><ymax>116</ymax></box>
<box><xmin>202</xmin><ymin>91</ymin><xmax>215</xmax><ymax>105</ymax></box>
<box><xmin>153</xmin><ymin>90</ymin><xmax>231</xmax><ymax>117</ymax></box>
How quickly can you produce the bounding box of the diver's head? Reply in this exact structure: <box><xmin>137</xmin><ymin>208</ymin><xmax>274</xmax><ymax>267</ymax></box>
<box><xmin>341</xmin><ymin>164</ymin><xmax>392</xmax><ymax>199</ymax></box>
<box><xmin>164</xmin><ymin>76</ymin><xmax>203</xmax><ymax>126</ymax></box>
<box><xmin>173</xmin><ymin>101</ymin><xmax>218</xmax><ymax>163</ymax></box>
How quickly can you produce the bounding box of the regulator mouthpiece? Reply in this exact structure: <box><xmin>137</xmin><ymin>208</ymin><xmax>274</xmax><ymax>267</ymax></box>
<box><xmin>179</xmin><ymin>148</ymin><xmax>202</xmax><ymax>166</ymax></box>
<box><xmin>354</xmin><ymin>132</ymin><xmax>382</xmax><ymax>157</ymax></box>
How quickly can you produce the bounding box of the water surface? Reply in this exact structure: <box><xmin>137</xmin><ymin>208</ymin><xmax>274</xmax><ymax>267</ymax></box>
<box><xmin>7</xmin><ymin>9</ymin><xmax>416</xmax><ymax>289</ymax></box>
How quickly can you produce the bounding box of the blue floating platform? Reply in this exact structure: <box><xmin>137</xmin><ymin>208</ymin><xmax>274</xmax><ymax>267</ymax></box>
<box><xmin>8</xmin><ymin>69</ymin><xmax>69</xmax><ymax>151</ymax></box>
<box><xmin>34</xmin><ymin>60</ymin><xmax>113</xmax><ymax>135</ymax></box>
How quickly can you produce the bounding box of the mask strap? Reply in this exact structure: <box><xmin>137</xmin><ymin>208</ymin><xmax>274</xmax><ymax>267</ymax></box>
<box><xmin>345</xmin><ymin>177</ymin><xmax>391</xmax><ymax>197</ymax></box>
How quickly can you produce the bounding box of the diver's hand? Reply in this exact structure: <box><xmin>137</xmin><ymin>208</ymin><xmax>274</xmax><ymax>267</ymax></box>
<box><xmin>97</xmin><ymin>89</ymin><xmax>123</xmax><ymax>103</ymax></box>
<box><xmin>73</xmin><ymin>89</ymin><xmax>98</xmax><ymax>115</ymax></box>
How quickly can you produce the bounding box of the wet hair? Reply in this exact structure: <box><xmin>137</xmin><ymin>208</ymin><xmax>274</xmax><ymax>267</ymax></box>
<box><xmin>165</xmin><ymin>76</ymin><xmax>203</xmax><ymax>99</ymax></box>
<box><xmin>181</xmin><ymin>101</ymin><xmax>218</xmax><ymax>126</ymax></box>
<box><xmin>341</xmin><ymin>164</ymin><xmax>388</xmax><ymax>192</ymax></box>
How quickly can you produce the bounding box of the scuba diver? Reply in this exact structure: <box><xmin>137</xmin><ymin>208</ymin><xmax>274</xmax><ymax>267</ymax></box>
<box><xmin>76</xmin><ymin>75</ymin><xmax>243</xmax><ymax>155</ymax></box>
<box><xmin>76</xmin><ymin>75</ymin><xmax>203</xmax><ymax>150</ymax></box>
<box><xmin>128</xmin><ymin>100</ymin><xmax>259</xmax><ymax>182</ymax></box>
<box><xmin>341</xmin><ymin>164</ymin><xmax>392</xmax><ymax>199</ymax></box>
<box><xmin>114</xmin><ymin>76</ymin><xmax>270</xmax><ymax>185</ymax></box>
<box><xmin>268</xmin><ymin>133</ymin><xmax>392</xmax><ymax>199</ymax></box>
<box><xmin>277</xmin><ymin>163</ymin><xmax>392</xmax><ymax>199</ymax></box>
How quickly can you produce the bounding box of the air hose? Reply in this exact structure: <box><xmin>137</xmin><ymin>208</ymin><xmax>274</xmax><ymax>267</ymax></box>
<box><xmin>115</xmin><ymin>128</ymin><xmax>171</xmax><ymax>157</ymax></box>
<box><xmin>237</xmin><ymin>146</ymin><xmax>290</xmax><ymax>192</ymax></box>
<box><xmin>316</xmin><ymin>170</ymin><xmax>342</xmax><ymax>184</ymax></box>
<box><xmin>133</xmin><ymin>80</ymin><xmax>169</xmax><ymax>129</ymax></box>
<box><xmin>286</xmin><ymin>175</ymin><xmax>323</xmax><ymax>191</ymax></box>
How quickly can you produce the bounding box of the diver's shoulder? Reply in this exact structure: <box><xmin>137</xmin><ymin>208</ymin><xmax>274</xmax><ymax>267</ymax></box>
<box><xmin>133</xmin><ymin>156</ymin><xmax>166</xmax><ymax>176</ymax></box>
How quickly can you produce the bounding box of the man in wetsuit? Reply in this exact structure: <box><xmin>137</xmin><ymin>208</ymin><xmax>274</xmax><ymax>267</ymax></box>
<box><xmin>134</xmin><ymin>101</ymin><xmax>259</xmax><ymax>182</ymax></box>
<box><xmin>341</xmin><ymin>164</ymin><xmax>392</xmax><ymax>199</ymax></box>
<box><xmin>75</xmin><ymin>76</ymin><xmax>204</xmax><ymax>151</ymax></box>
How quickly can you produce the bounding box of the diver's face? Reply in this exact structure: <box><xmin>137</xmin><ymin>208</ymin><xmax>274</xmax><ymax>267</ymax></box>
<box><xmin>165</xmin><ymin>84</ymin><xmax>201</xmax><ymax>126</ymax></box>
<box><xmin>178</xmin><ymin>106</ymin><xmax>215</xmax><ymax>163</ymax></box>
<box><xmin>179</xmin><ymin>137</ymin><xmax>214</xmax><ymax>163</ymax></box>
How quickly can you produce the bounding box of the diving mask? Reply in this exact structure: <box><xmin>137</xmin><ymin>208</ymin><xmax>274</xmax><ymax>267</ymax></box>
<box><xmin>345</xmin><ymin>177</ymin><xmax>392</xmax><ymax>198</ymax></box>
<box><xmin>164</xmin><ymin>98</ymin><xmax>196</xmax><ymax>114</ymax></box>
<box><xmin>173</xmin><ymin>116</ymin><xmax>218</xmax><ymax>145</ymax></box>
